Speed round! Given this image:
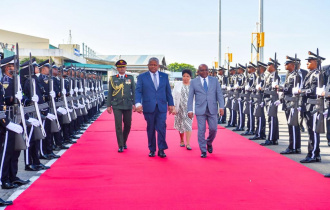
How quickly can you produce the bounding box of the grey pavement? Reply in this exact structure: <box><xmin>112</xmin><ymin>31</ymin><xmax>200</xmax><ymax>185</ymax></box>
<box><xmin>224</xmin><ymin>108</ymin><xmax>330</xmax><ymax>176</ymax></box>
<box><xmin>0</xmin><ymin>108</ymin><xmax>106</xmax><ymax>207</ymax></box>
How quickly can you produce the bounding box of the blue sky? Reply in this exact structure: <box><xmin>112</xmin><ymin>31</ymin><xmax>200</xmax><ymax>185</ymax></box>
<box><xmin>2</xmin><ymin>0</ymin><xmax>330</xmax><ymax>68</ymax></box>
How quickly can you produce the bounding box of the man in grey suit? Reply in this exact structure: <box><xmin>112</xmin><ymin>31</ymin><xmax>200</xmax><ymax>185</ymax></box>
<box><xmin>187</xmin><ymin>64</ymin><xmax>225</xmax><ymax>158</ymax></box>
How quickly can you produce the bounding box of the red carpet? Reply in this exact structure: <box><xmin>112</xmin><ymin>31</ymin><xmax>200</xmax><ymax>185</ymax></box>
<box><xmin>7</xmin><ymin>112</ymin><xmax>330</xmax><ymax>209</ymax></box>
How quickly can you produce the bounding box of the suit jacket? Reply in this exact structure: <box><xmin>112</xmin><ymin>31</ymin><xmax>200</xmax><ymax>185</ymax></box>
<box><xmin>135</xmin><ymin>71</ymin><xmax>174</xmax><ymax>113</ymax></box>
<box><xmin>187</xmin><ymin>76</ymin><xmax>224</xmax><ymax>115</ymax></box>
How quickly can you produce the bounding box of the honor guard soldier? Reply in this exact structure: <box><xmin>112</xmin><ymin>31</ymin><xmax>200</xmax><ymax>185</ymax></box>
<box><xmin>277</xmin><ymin>56</ymin><xmax>302</xmax><ymax>154</ymax></box>
<box><xmin>249</xmin><ymin>61</ymin><xmax>267</xmax><ymax>140</ymax></box>
<box><xmin>0</xmin><ymin>56</ymin><xmax>29</xmax><ymax>189</ymax></box>
<box><xmin>232</xmin><ymin>64</ymin><xmax>246</xmax><ymax>131</ymax></box>
<box><xmin>241</xmin><ymin>62</ymin><xmax>257</xmax><ymax>135</ymax></box>
<box><xmin>217</xmin><ymin>67</ymin><xmax>227</xmax><ymax>124</ymax></box>
<box><xmin>107</xmin><ymin>60</ymin><xmax>136</xmax><ymax>152</ymax></box>
<box><xmin>225</xmin><ymin>67</ymin><xmax>237</xmax><ymax>128</ymax></box>
<box><xmin>260</xmin><ymin>57</ymin><xmax>280</xmax><ymax>146</ymax></box>
<box><xmin>298</xmin><ymin>50</ymin><xmax>325</xmax><ymax>163</ymax></box>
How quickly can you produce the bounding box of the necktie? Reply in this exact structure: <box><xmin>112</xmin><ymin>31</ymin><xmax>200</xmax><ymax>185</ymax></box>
<box><xmin>153</xmin><ymin>73</ymin><xmax>158</xmax><ymax>90</ymax></box>
<box><xmin>203</xmin><ymin>78</ymin><xmax>208</xmax><ymax>92</ymax></box>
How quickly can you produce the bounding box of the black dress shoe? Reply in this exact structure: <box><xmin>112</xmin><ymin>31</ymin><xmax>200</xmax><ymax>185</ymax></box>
<box><xmin>273</xmin><ymin>140</ymin><xmax>278</xmax><ymax>145</ymax></box>
<box><xmin>1</xmin><ymin>182</ymin><xmax>18</xmax><ymax>189</ymax></box>
<box><xmin>300</xmin><ymin>126</ymin><xmax>305</xmax><ymax>132</ymax></box>
<box><xmin>149</xmin><ymin>151</ymin><xmax>155</xmax><ymax>157</ymax></box>
<box><xmin>300</xmin><ymin>156</ymin><xmax>316</xmax><ymax>163</ymax></box>
<box><xmin>158</xmin><ymin>150</ymin><xmax>166</xmax><ymax>158</ymax></box>
<box><xmin>249</xmin><ymin>136</ymin><xmax>260</xmax><ymax>140</ymax></box>
<box><xmin>40</xmin><ymin>154</ymin><xmax>52</xmax><ymax>160</ymax></box>
<box><xmin>225</xmin><ymin>124</ymin><xmax>235</xmax><ymax>128</ymax></box>
<box><xmin>241</xmin><ymin>131</ymin><xmax>249</xmax><ymax>135</ymax></box>
<box><xmin>12</xmin><ymin>178</ymin><xmax>30</xmax><ymax>186</ymax></box>
<box><xmin>76</xmin><ymin>131</ymin><xmax>84</xmax><ymax>135</ymax></box>
<box><xmin>325</xmin><ymin>173</ymin><xmax>330</xmax><ymax>178</ymax></box>
<box><xmin>280</xmin><ymin>148</ymin><xmax>294</xmax><ymax>154</ymax></box>
<box><xmin>316</xmin><ymin>155</ymin><xmax>321</xmax><ymax>162</ymax></box>
<box><xmin>0</xmin><ymin>198</ymin><xmax>13</xmax><ymax>206</ymax></box>
<box><xmin>294</xmin><ymin>148</ymin><xmax>301</xmax><ymax>154</ymax></box>
<box><xmin>207</xmin><ymin>145</ymin><xmax>213</xmax><ymax>153</ymax></box>
<box><xmin>124</xmin><ymin>144</ymin><xmax>127</xmax><ymax>149</ymax></box>
<box><xmin>260</xmin><ymin>140</ymin><xmax>273</xmax><ymax>146</ymax></box>
<box><xmin>53</xmin><ymin>146</ymin><xmax>62</xmax><ymax>151</ymax></box>
<box><xmin>201</xmin><ymin>152</ymin><xmax>207</xmax><ymax>158</ymax></box>
<box><xmin>49</xmin><ymin>153</ymin><xmax>60</xmax><ymax>158</ymax></box>
<box><xmin>247</xmin><ymin>131</ymin><xmax>255</xmax><ymax>135</ymax></box>
<box><xmin>232</xmin><ymin>128</ymin><xmax>239</xmax><ymax>131</ymax></box>
<box><xmin>37</xmin><ymin>164</ymin><xmax>50</xmax><ymax>170</ymax></box>
<box><xmin>328</xmin><ymin>141</ymin><xmax>330</xmax><ymax>147</ymax></box>
<box><xmin>25</xmin><ymin>165</ymin><xmax>40</xmax><ymax>171</ymax></box>
<box><xmin>118</xmin><ymin>147</ymin><xmax>124</xmax><ymax>153</ymax></box>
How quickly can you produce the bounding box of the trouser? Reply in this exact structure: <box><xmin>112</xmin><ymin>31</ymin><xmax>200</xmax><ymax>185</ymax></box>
<box><xmin>300</xmin><ymin>109</ymin><xmax>304</xmax><ymax>129</ymax></box>
<box><xmin>285</xmin><ymin>110</ymin><xmax>301</xmax><ymax>150</ymax></box>
<box><xmin>236</xmin><ymin>100</ymin><xmax>245</xmax><ymax>129</ymax></box>
<box><xmin>326</xmin><ymin>117</ymin><xmax>330</xmax><ymax>142</ymax></box>
<box><xmin>0</xmin><ymin>130</ymin><xmax>20</xmax><ymax>183</ymax></box>
<box><xmin>304</xmin><ymin>111</ymin><xmax>320</xmax><ymax>158</ymax></box>
<box><xmin>53</xmin><ymin>131</ymin><xmax>63</xmax><ymax>146</ymax></box>
<box><xmin>113</xmin><ymin>108</ymin><xmax>132</xmax><ymax>147</ymax></box>
<box><xmin>143</xmin><ymin>105</ymin><xmax>168</xmax><ymax>152</ymax></box>
<box><xmin>24</xmin><ymin>126</ymin><xmax>40</xmax><ymax>166</ymax></box>
<box><xmin>267</xmin><ymin>115</ymin><xmax>279</xmax><ymax>141</ymax></box>
<box><xmin>62</xmin><ymin>122</ymin><xmax>70</xmax><ymax>140</ymax></box>
<box><xmin>41</xmin><ymin>119</ymin><xmax>53</xmax><ymax>155</ymax></box>
<box><xmin>196</xmin><ymin>107</ymin><xmax>218</xmax><ymax>153</ymax></box>
<box><xmin>246</xmin><ymin>103</ymin><xmax>255</xmax><ymax>133</ymax></box>
<box><xmin>228</xmin><ymin>103</ymin><xmax>237</xmax><ymax>126</ymax></box>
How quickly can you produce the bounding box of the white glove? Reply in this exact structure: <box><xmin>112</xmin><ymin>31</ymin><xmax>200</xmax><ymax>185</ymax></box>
<box><xmin>28</xmin><ymin>118</ymin><xmax>40</xmax><ymax>127</ymax></box>
<box><xmin>74</xmin><ymin>87</ymin><xmax>78</xmax><ymax>92</ymax></box>
<box><xmin>78</xmin><ymin>104</ymin><xmax>85</xmax><ymax>109</ymax></box>
<box><xmin>62</xmin><ymin>89</ymin><xmax>67</xmax><ymax>95</ymax></box>
<box><xmin>91</xmin><ymin>87</ymin><xmax>95</xmax><ymax>91</ymax></box>
<box><xmin>272</xmin><ymin>82</ymin><xmax>278</xmax><ymax>88</ymax></box>
<box><xmin>57</xmin><ymin>107</ymin><xmax>67</xmax><ymax>115</ymax></box>
<box><xmin>87</xmin><ymin>87</ymin><xmax>90</xmax><ymax>91</ymax></box>
<box><xmin>234</xmin><ymin>84</ymin><xmax>239</xmax><ymax>89</ymax></box>
<box><xmin>221</xmin><ymin>85</ymin><xmax>226</xmax><ymax>89</ymax></box>
<box><xmin>79</xmin><ymin>88</ymin><xmax>83</xmax><ymax>93</ymax></box>
<box><xmin>292</xmin><ymin>87</ymin><xmax>300</xmax><ymax>95</ymax></box>
<box><xmin>323</xmin><ymin>110</ymin><xmax>328</xmax><ymax>118</ymax></box>
<box><xmin>46</xmin><ymin>113</ymin><xmax>56</xmax><ymax>120</ymax></box>
<box><xmin>6</xmin><ymin>122</ymin><xmax>23</xmax><ymax>134</ymax></box>
<box><xmin>32</xmin><ymin>95</ymin><xmax>39</xmax><ymax>102</ymax></box>
<box><xmin>67</xmin><ymin>108</ymin><xmax>73</xmax><ymax>112</ymax></box>
<box><xmin>49</xmin><ymin>91</ymin><xmax>56</xmax><ymax>98</ymax></box>
<box><xmin>70</xmin><ymin>89</ymin><xmax>74</xmax><ymax>95</ymax></box>
<box><xmin>260</xmin><ymin>102</ymin><xmax>264</xmax><ymax>108</ymax></box>
<box><xmin>73</xmin><ymin>105</ymin><xmax>78</xmax><ymax>109</ymax></box>
<box><xmin>316</xmin><ymin>86</ymin><xmax>325</xmax><ymax>96</ymax></box>
<box><xmin>249</xmin><ymin>100</ymin><xmax>252</xmax><ymax>104</ymax></box>
<box><xmin>274</xmin><ymin>100</ymin><xmax>281</xmax><ymax>106</ymax></box>
<box><xmin>86</xmin><ymin>99</ymin><xmax>90</xmax><ymax>103</ymax></box>
<box><xmin>256</xmin><ymin>83</ymin><xmax>261</xmax><ymax>90</ymax></box>
<box><xmin>237</xmin><ymin>98</ymin><xmax>242</xmax><ymax>101</ymax></box>
<box><xmin>245</xmin><ymin>85</ymin><xmax>250</xmax><ymax>91</ymax></box>
<box><xmin>227</xmin><ymin>87</ymin><xmax>231</xmax><ymax>91</ymax></box>
<box><xmin>15</xmin><ymin>91</ymin><xmax>23</xmax><ymax>101</ymax></box>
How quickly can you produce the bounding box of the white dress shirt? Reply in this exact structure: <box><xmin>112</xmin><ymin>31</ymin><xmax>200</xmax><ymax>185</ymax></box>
<box><xmin>200</xmin><ymin>76</ymin><xmax>209</xmax><ymax>87</ymax></box>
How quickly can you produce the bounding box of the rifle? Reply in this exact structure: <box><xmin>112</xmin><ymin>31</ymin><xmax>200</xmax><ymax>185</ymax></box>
<box><xmin>48</xmin><ymin>59</ymin><xmax>61</xmax><ymax>132</ymax></box>
<box><xmin>68</xmin><ymin>67</ymin><xmax>77</xmax><ymax>120</ymax></box>
<box><xmin>307</xmin><ymin>48</ymin><xmax>326</xmax><ymax>133</ymax></box>
<box><xmin>79</xmin><ymin>69</ymin><xmax>88</xmax><ymax>115</ymax></box>
<box><xmin>59</xmin><ymin>66</ymin><xmax>71</xmax><ymax>123</ymax></box>
<box><xmin>27</xmin><ymin>53</ymin><xmax>46</xmax><ymax>138</ymax></box>
<box><xmin>13</xmin><ymin>43</ymin><xmax>28</xmax><ymax>150</ymax></box>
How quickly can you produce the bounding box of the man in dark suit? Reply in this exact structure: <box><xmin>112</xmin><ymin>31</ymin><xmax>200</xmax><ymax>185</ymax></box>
<box><xmin>135</xmin><ymin>57</ymin><xmax>174</xmax><ymax>158</ymax></box>
<box><xmin>297</xmin><ymin>63</ymin><xmax>308</xmax><ymax>132</ymax></box>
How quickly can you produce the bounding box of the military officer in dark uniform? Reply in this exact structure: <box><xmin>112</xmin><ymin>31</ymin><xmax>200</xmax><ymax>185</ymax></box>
<box><xmin>249</xmin><ymin>61</ymin><xmax>267</xmax><ymax>140</ymax></box>
<box><xmin>233</xmin><ymin>64</ymin><xmax>246</xmax><ymax>131</ymax></box>
<box><xmin>260</xmin><ymin>59</ymin><xmax>280</xmax><ymax>146</ymax></box>
<box><xmin>298</xmin><ymin>52</ymin><xmax>324</xmax><ymax>163</ymax></box>
<box><xmin>241</xmin><ymin>62</ymin><xmax>257</xmax><ymax>135</ymax></box>
<box><xmin>217</xmin><ymin>67</ymin><xmax>227</xmax><ymax>124</ymax></box>
<box><xmin>107</xmin><ymin>60</ymin><xmax>135</xmax><ymax>152</ymax></box>
<box><xmin>0</xmin><ymin>56</ymin><xmax>29</xmax><ymax>189</ymax></box>
<box><xmin>225</xmin><ymin>67</ymin><xmax>237</xmax><ymax>128</ymax></box>
<box><xmin>277</xmin><ymin>56</ymin><xmax>302</xmax><ymax>154</ymax></box>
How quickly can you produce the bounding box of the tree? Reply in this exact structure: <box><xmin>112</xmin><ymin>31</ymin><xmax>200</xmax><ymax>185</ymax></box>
<box><xmin>20</xmin><ymin>57</ymin><xmax>45</xmax><ymax>65</ymax></box>
<box><xmin>167</xmin><ymin>62</ymin><xmax>197</xmax><ymax>78</ymax></box>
